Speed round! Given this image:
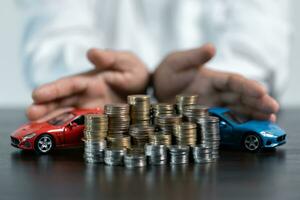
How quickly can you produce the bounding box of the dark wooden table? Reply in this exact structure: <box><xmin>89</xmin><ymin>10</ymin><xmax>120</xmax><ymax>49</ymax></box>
<box><xmin>0</xmin><ymin>108</ymin><xmax>299</xmax><ymax>200</ymax></box>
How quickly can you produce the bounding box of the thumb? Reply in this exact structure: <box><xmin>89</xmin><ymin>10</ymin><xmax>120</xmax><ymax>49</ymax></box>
<box><xmin>87</xmin><ymin>48</ymin><xmax>116</xmax><ymax>71</ymax></box>
<box><xmin>172</xmin><ymin>43</ymin><xmax>216</xmax><ymax>72</ymax></box>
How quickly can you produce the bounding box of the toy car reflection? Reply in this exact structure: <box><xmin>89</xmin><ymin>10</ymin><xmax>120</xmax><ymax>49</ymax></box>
<box><xmin>11</xmin><ymin>108</ymin><xmax>102</xmax><ymax>154</ymax></box>
<box><xmin>209</xmin><ymin>107</ymin><xmax>286</xmax><ymax>152</ymax></box>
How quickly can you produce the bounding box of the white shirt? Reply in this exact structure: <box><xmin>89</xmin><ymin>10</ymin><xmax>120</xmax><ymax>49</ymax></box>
<box><xmin>20</xmin><ymin>0</ymin><xmax>291</xmax><ymax>95</ymax></box>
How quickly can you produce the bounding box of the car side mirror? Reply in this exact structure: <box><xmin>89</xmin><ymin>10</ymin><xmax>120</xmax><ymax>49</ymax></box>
<box><xmin>220</xmin><ymin>121</ymin><xmax>227</xmax><ymax>127</ymax></box>
<box><xmin>67</xmin><ymin>122</ymin><xmax>73</xmax><ymax>128</ymax></box>
<box><xmin>71</xmin><ymin>122</ymin><xmax>79</xmax><ymax>127</ymax></box>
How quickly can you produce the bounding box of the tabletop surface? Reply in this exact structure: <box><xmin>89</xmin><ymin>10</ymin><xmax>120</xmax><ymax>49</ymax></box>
<box><xmin>0</xmin><ymin>108</ymin><xmax>299</xmax><ymax>200</ymax></box>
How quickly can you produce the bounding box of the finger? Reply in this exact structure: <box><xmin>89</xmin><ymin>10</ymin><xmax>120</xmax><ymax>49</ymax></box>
<box><xmin>212</xmin><ymin>72</ymin><xmax>267</xmax><ymax>98</ymax></box>
<box><xmin>218</xmin><ymin>92</ymin><xmax>241</xmax><ymax>106</ymax></box>
<box><xmin>87</xmin><ymin>48</ymin><xmax>116</xmax><ymax>70</ymax></box>
<box><xmin>32</xmin><ymin>76</ymin><xmax>88</xmax><ymax>104</ymax></box>
<box><xmin>171</xmin><ymin>43</ymin><xmax>216</xmax><ymax>72</ymax></box>
<box><xmin>35</xmin><ymin>107</ymin><xmax>75</xmax><ymax>123</ymax></box>
<box><xmin>227</xmin><ymin>105</ymin><xmax>275</xmax><ymax>121</ymax></box>
<box><xmin>26</xmin><ymin>103</ymin><xmax>58</xmax><ymax>121</ymax></box>
<box><xmin>99</xmin><ymin>70</ymin><xmax>129</xmax><ymax>88</ymax></box>
<box><xmin>219</xmin><ymin>92</ymin><xmax>279</xmax><ymax>114</ymax></box>
<box><xmin>27</xmin><ymin>96</ymin><xmax>80</xmax><ymax>121</ymax></box>
<box><xmin>269</xmin><ymin>114</ymin><xmax>277</xmax><ymax>122</ymax></box>
<box><xmin>241</xmin><ymin>94</ymin><xmax>280</xmax><ymax>114</ymax></box>
<box><xmin>228</xmin><ymin>76</ymin><xmax>267</xmax><ymax>98</ymax></box>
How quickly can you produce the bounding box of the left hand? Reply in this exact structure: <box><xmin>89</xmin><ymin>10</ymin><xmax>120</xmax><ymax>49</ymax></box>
<box><xmin>27</xmin><ymin>49</ymin><xmax>150</xmax><ymax>121</ymax></box>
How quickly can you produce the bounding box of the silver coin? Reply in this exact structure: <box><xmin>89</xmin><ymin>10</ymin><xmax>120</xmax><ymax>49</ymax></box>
<box><xmin>124</xmin><ymin>153</ymin><xmax>147</xmax><ymax>168</ymax></box>
<box><xmin>168</xmin><ymin>145</ymin><xmax>190</xmax><ymax>165</ymax></box>
<box><xmin>104</xmin><ymin>148</ymin><xmax>126</xmax><ymax>166</ymax></box>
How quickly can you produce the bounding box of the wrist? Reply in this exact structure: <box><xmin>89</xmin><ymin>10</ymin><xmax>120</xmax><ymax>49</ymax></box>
<box><xmin>146</xmin><ymin>72</ymin><xmax>157</xmax><ymax>101</ymax></box>
<box><xmin>152</xmin><ymin>70</ymin><xmax>169</xmax><ymax>103</ymax></box>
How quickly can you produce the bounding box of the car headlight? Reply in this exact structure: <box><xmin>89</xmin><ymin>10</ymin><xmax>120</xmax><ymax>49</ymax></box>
<box><xmin>22</xmin><ymin>133</ymin><xmax>36</xmax><ymax>142</ymax></box>
<box><xmin>260</xmin><ymin>131</ymin><xmax>275</xmax><ymax>138</ymax></box>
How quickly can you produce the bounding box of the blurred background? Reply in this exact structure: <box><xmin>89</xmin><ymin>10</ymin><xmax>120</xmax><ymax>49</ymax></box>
<box><xmin>0</xmin><ymin>0</ymin><xmax>299</xmax><ymax>108</ymax></box>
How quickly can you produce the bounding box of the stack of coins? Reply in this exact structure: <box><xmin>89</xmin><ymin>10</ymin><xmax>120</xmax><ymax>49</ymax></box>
<box><xmin>151</xmin><ymin>103</ymin><xmax>175</xmax><ymax>123</ymax></box>
<box><xmin>156</xmin><ymin>115</ymin><xmax>182</xmax><ymax>135</ymax></box>
<box><xmin>129</xmin><ymin>124</ymin><xmax>154</xmax><ymax>148</ymax></box>
<box><xmin>149</xmin><ymin>131</ymin><xmax>172</xmax><ymax>146</ymax></box>
<box><xmin>84</xmin><ymin>140</ymin><xmax>107</xmax><ymax>163</ymax></box>
<box><xmin>82</xmin><ymin>94</ymin><xmax>223</xmax><ymax>167</ymax></box>
<box><xmin>128</xmin><ymin>95</ymin><xmax>151</xmax><ymax>125</ymax></box>
<box><xmin>127</xmin><ymin>147</ymin><xmax>145</xmax><ymax>154</ymax></box>
<box><xmin>169</xmin><ymin>145</ymin><xmax>190</xmax><ymax>164</ymax></box>
<box><xmin>183</xmin><ymin>105</ymin><xmax>209</xmax><ymax>122</ymax></box>
<box><xmin>104</xmin><ymin>104</ymin><xmax>130</xmax><ymax>135</ymax></box>
<box><xmin>104</xmin><ymin>148</ymin><xmax>126</xmax><ymax>166</ymax></box>
<box><xmin>124</xmin><ymin>152</ymin><xmax>147</xmax><ymax>168</ymax></box>
<box><xmin>192</xmin><ymin>144</ymin><xmax>214</xmax><ymax>163</ymax></box>
<box><xmin>145</xmin><ymin>144</ymin><xmax>168</xmax><ymax>165</ymax></box>
<box><xmin>106</xmin><ymin>135</ymin><xmax>131</xmax><ymax>149</ymax></box>
<box><xmin>173</xmin><ymin>122</ymin><xmax>197</xmax><ymax>146</ymax></box>
<box><xmin>83</xmin><ymin>114</ymin><xmax>108</xmax><ymax>163</ymax></box>
<box><xmin>196</xmin><ymin>116</ymin><xmax>220</xmax><ymax>160</ymax></box>
<box><xmin>84</xmin><ymin>114</ymin><xmax>108</xmax><ymax>140</ymax></box>
<box><xmin>175</xmin><ymin>95</ymin><xmax>199</xmax><ymax>114</ymax></box>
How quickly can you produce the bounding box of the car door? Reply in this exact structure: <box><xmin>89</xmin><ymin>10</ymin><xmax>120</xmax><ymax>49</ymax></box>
<box><xmin>219</xmin><ymin>120</ymin><xmax>234</xmax><ymax>145</ymax></box>
<box><xmin>64</xmin><ymin>115</ymin><xmax>85</xmax><ymax>145</ymax></box>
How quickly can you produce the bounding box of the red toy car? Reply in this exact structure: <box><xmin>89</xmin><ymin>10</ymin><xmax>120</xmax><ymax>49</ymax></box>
<box><xmin>11</xmin><ymin>108</ymin><xmax>102</xmax><ymax>154</ymax></box>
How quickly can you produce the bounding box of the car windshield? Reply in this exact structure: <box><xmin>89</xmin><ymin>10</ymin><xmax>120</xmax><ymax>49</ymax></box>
<box><xmin>223</xmin><ymin>111</ymin><xmax>250</xmax><ymax>124</ymax></box>
<box><xmin>47</xmin><ymin>112</ymin><xmax>75</xmax><ymax>126</ymax></box>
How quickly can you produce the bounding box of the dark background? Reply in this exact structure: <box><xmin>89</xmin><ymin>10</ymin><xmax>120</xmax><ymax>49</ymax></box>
<box><xmin>1</xmin><ymin>108</ymin><xmax>299</xmax><ymax>200</ymax></box>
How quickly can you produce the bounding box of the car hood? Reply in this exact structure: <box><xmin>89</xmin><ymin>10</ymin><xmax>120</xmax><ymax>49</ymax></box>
<box><xmin>241</xmin><ymin>120</ymin><xmax>285</xmax><ymax>136</ymax></box>
<box><xmin>11</xmin><ymin>122</ymin><xmax>60</xmax><ymax>138</ymax></box>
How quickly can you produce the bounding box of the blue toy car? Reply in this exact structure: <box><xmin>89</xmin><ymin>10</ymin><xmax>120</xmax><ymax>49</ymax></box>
<box><xmin>209</xmin><ymin>107</ymin><xmax>286</xmax><ymax>152</ymax></box>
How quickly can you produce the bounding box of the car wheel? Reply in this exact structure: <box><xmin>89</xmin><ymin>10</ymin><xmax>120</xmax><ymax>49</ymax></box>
<box><xmin>35</xmin><ymin>134</ymin><xmax>54</xmax><ymax>154</ymax></box>
<box><xmin>243</xmin><ymin>134</ymin><xmax>262</xmax><ymax>152</ymax></box>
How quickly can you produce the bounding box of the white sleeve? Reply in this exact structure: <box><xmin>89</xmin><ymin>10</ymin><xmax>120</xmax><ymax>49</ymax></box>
<box><xmin>20</xmin><ymin>0</ymin><xmax>102</xmax><ymax>87</ymax></box>
<box><xmin>203</xmin><ymin>0</ymin><xmax>291</xmax><ymax>94</ymax></box>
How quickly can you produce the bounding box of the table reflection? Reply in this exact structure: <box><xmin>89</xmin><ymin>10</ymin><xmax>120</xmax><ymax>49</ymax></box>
<box><xmin>9</xmin><ymin>147</ymin><xmax>286</xmax><ymax>199</ymax></box>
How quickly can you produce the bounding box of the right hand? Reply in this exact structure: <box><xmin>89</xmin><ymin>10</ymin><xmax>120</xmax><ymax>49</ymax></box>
<box><xmin>153</xmin><ymin>44</ymin><xmax>279</xmax><ymax>121</ymax></box>
<box><xmin>27</xmin><ymin>49</ymin><xmax>150</xmax><ymax>121</ymax></box>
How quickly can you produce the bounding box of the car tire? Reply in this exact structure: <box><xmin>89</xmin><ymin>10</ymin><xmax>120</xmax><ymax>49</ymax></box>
<box><xmin>243</xmin><ymin>133</ymin><xmax>262</xmax><ymax>152</ymax></box>
<box><xmin>34</xmin><ymin>134</ymin><xmax>54</xmax><ymax>154</ymax></box>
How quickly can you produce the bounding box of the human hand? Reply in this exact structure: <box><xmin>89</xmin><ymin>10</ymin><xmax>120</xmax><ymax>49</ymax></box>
<box><xmin>153</xmin><ymin>44</ymin><xmax>279</xmax><ymax>121</ymax></box>
<box><xmin>27</xmin><ymin>49</ymin><xmax>150</xmax><ymax>121</ymax></box>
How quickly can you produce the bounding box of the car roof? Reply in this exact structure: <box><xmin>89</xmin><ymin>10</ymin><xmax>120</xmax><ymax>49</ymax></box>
<box><xmin>208</xmin><ymin>107</ymin><xmax>230</xmax><ymax>115</ymax></box>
